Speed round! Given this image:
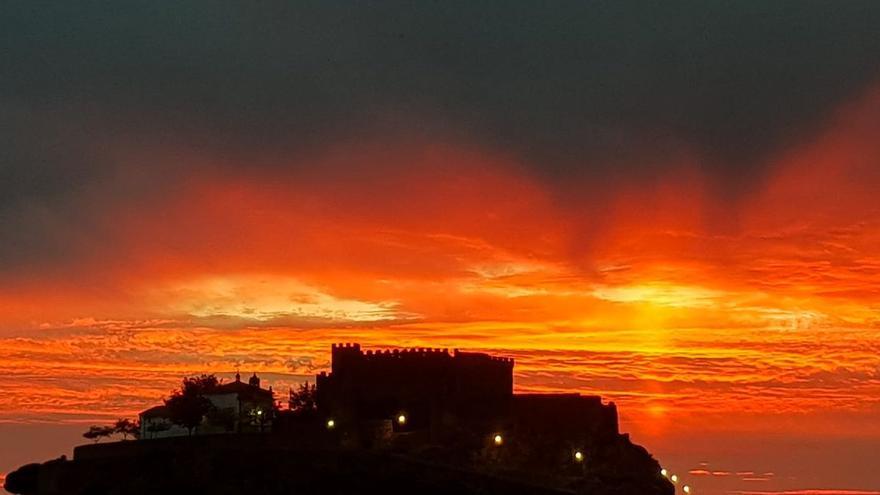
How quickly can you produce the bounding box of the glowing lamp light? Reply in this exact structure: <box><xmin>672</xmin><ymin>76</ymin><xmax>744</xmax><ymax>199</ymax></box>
<box><xmin>493</xmin><ymin>434</ymin><xmax>503</xmax><ymax>446</ymax></box>
<box><xmin>397</xmin><ymin>414</ymin><xmax>407</xmax><ymax>424</ymax></box>
<box><xmin>661</xmin><ymin>469</ymin><xmax>668</xmax><ymax>477</ymax></box>
<box><xmin>326</xmin><ymin>419</ymin><xmax>335</xmax><ymax>429</ymax></box>
<box><xmin>683</xmin><ymin>485</ymin><xmax>691</xmax><ymax>494</ymax></box>
<box><xmin>256</xmin><ymin>409</ymin><xmax>263</xmax><ymax>416</ymax></box>
<box><xmin>574</xmin><ymin>451</ymin><xmax>584</xmax><ymax>462</ymax></box>
<box><xmin>670</xmin><ymin>474</ymin><xmax>678</xmax><ymax>483</ymax></box>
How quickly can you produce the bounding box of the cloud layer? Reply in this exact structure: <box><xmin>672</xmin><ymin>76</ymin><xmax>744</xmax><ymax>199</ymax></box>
<box><xmin>3</xmin><ymin>3</ymin><xmax>880</xmax><ymax>494</ymax></box>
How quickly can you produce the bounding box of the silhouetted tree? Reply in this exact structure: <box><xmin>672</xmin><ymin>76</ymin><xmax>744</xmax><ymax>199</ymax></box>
<box><xmin>180</xmin><ymin>374</ymin><xmax>219</xmax><ymax>395</ymax></box>
<box><xmin>114</xmin><ymin>418</ymin><xmax>140</xmax><ymax>440</ymax></box>
<box><xmin>288</xmin><ymin>381</ymin><xmax>317</xmax><ymax>417</ymax></box>
<box><xmin>164</xmin><ymin>374</ymin><xmax>218</xmax><ymax>435</ymax></box>
<box><xmin>82</xmin><ymin>425</ymin><xmax>115</xmax><ymax>443</ymax></box>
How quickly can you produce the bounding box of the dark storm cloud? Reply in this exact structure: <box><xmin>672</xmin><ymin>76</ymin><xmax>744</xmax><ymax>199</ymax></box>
<box><xmin>3</xmin><ymin>0</ymin><xmax>880</xmax><ymax>270</ymax></box>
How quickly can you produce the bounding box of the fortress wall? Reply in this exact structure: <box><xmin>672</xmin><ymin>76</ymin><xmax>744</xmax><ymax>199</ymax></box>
<box><xmin>319</xmin><ymin>344</ymin><xmax>515</xmax><ymax>426</ymax></box>
<box><xmin>510</xmin><ymin>394</ymin><xmax>620</xmax><ymax>443</ymax></box>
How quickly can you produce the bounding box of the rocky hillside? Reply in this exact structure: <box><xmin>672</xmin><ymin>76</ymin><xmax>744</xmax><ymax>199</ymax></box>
<box><xmin>5</xmin><ymin>434</ymin><xmax>672</xmax><ymax>495</ymax></box>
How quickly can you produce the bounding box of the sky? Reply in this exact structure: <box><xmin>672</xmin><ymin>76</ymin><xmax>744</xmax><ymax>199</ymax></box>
<box><xmin>2</xmin><ymin>2</ymin><xmax>880</xmax><ymax>494</ymax></box>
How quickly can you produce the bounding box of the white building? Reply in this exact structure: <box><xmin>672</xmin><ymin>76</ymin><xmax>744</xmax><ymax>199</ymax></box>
<box><xmin>140</xmin><ymin>372</ymin><xmax>276</xmax><ymax>439</ymax></box>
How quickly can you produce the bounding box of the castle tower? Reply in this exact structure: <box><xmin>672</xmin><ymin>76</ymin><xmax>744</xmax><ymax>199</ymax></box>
<box><xmin>249</xmin><ymin>373</ymin><xmax>260</xmax><ymax>388</ymax></box>
<box><xmin>330</xmin><ymin>343</ymin><xmax>363</xmax><ymax>375</ymax></box>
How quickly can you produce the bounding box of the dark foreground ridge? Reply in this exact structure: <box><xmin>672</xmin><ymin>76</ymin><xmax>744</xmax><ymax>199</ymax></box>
<box><xmin>5</xmin><ymin>434</ymin><xmax>670</xmax><ymax>495</ymax></box>
<box><xmin>5</xmin><ymin>344</ymin><xmax>674</xmax><ymax>495</ymax></box>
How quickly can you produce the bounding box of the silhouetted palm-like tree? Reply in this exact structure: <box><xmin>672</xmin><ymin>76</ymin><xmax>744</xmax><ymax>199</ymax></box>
<box><xmin>82</xmin><ymin>425</ymin><xmax>115</xmax><ymax>443</ymax></box>
<box><xmin>114</xmin><ymin>418</ymin><xmax>140</xmax><ymax>440</ymax></box>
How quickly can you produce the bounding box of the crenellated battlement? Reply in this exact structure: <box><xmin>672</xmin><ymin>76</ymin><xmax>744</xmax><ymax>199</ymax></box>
<box><xmin>453</xmin><ymin>349</ymin><xmax>514</xmax><ymax>365</ymax></box>
<box><xmin>363</xmin><ymin>347</ymin><xmax>450</xmax><ymax>358</ymax></box>
<box><xmin>331</xmin><ymin>342</ymin><xmax>361</xmax><ymax>350</ymax></box>
<box><xmin>329</xmin><ymin>343</ymin><xmax>514</xmax><ymax>365</ymax></box>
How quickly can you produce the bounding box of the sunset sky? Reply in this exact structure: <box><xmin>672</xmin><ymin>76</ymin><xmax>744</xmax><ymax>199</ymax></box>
<box><xmin>2</xmin><ymin>2</ymin><xmax>880</xmax><ymax>494</ymax></box>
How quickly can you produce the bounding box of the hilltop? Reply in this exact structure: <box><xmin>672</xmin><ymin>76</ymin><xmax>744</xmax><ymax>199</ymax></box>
<box><xmin>4</xmin><ymin>432</ymin><xmax>671</xmax><ymax>495</ymax></box>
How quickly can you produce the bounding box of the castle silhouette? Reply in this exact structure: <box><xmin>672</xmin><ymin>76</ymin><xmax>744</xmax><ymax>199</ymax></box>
<box><xmin>314</xmin><ymin>343</ymin><xmax>620</xmax><ymax>449</ymax></box>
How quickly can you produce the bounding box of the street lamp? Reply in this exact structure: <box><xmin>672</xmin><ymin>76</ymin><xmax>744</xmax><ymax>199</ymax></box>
<box><xmin>670</xmin><ymin>474</ymin><xmax>678</xmax><ymax>484</ymax></box>
<box><xmin>397</xmin><ymin>414</ymin><xmax>407</xmax><ymax>425</ymax></box>
<box><xmin>661</xmin><ymin>468</ymin><xmax>668</xmax><ymax>477</ymax></box>
<box><xmin>326</xmin><ymin>418</ymin><xmax>335</xmax><ymax>429</ymax></box>
<box><xmin>683</xmin><ymin>485</ymin><xmax>691</xmax><ymax>494</ymax></box>
<box><xmin>574</xmin><ymin>451</ymin><xmax>584</xmax><ymax>462</ymax></box>
<box><xmin>493</xmin><ymin>434</ymin><xmax>503</xmax><ymax>446</ymax></box>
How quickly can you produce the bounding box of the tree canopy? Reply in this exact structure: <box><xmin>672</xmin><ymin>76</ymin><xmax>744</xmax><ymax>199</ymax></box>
<box><xmin>288</xmin><ymin>381</ymin><xmax>317</xmax><ymax>417</ymax></box>
<box><xmin>180</xmin><ymin>374</ymin><xmax>219</xmax><ymax>395</ymax></box>
<box><xmin>82</xmin><ymin>425</ymin><xmax>115</xmax><ymax>443</ymax></box>
<box><xmin>164</xmin><ymin>374</ymin><xmax>218</xmax><ymax>435</ymax></box>
<box><xmin>114</xmin><ymin>418</ymin><xmax>140</xmax><ymax>440</ymax></box>
<box><xmin>82</xmin><ymin>418</ymin><xmax>140</xmax><ymax>442</ymax></box>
